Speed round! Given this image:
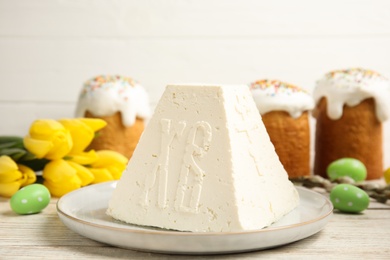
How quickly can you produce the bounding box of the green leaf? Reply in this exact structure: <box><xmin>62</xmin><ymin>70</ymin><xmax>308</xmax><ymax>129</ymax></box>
<box><xmin>10</xmin><ymin>152</ymin><xmax>26</xmax><ymax>161</ymax></box>
<box><xmin>20</xmin><ymin>158</ymin><xmax>49</xmax><ymax>171</ymax></box>
<box><xmin>0</xmin><ymin>136</ymin><xmax>24</xmax><ymax>149</ymax></box>
<box><xmin>0</xmin><ymin>147</ymin><xmax>26</xmax><ymax>155</ymax></box>
<box><xmin>0</xmin><ymin>141</ymin><xmax>19</xmax><ymax>149</ymax></box>
<box><xmin>20</xmin><ymin>151</ymin><xmax>37</xmax><ymax>161</ymax></box>
<box><xmin>0</xmin><ymin>148</ymin><xmax>28</xmax><ymax>161</ymax></box>
<box><xmin>0</xmin><ymin>136</ymin><xmax>23</xmax><ymax>144</ymax></box>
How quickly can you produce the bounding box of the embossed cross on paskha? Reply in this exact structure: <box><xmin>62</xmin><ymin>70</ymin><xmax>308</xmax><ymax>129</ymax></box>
<box><xmin>141</xmin><ymin>119</ymin><xmax>186</xmax><ymax>209</ymax></box>
<box><xmin>235</xmin><ymin>95</ymin><xmax>263</xmax><ymax>176</ymax></box>
<box><xmin>175</xmin><ymin>121</ymin><xmax>212</xmax><ymax>213</ymax></box>
<box><xmin>141</xmin><ymin>118</ymin><xmax>212</xmax><ymax>213</ymax></box>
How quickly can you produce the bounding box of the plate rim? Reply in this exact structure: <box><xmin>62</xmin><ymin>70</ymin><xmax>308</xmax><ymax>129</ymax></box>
<box><xmin>56</xmin><ymin>181</ymin><xmax>333</xmax><ymax>237</ymax></box>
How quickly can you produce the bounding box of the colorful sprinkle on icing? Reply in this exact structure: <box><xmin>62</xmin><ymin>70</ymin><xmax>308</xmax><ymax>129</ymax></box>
<box><xmin>81</xmin><ymin>75</ymin><xmax>136</xmax><ymax>98</ymax></box>
<box><xmin>250</xmin><ymin>79</ymin><xmax>307</xmax><ymax>97</ymax></box>
<box><xmin>249</xmin><ymin>79</ymin><xmax>314</xmax><ymax>118</ymax></box>
<box><xmin>322</xmin><ymin>68</ymin><xmax>388</xmax><ymax>87</ymax></box>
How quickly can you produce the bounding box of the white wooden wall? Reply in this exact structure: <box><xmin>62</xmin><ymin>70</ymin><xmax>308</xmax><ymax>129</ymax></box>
<box><xmin>1</xmin><ymin>0</ymin><xmax>390</xmax><ymax>168</ymax></box>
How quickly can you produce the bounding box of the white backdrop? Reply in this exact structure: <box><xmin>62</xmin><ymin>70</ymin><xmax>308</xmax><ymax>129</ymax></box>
<box><xmin>1</xmin><ymin>0</ymin><xmax>390</xmax><ymax>168</ymax></box>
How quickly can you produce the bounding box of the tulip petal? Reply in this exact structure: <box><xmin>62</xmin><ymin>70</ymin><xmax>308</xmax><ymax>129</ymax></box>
<box><xmin>17</xmin><ymin>164</ymin><xmax>37</xmax><ymax>186</ymax></box>
<box><xmin>0</xmin><ymin>156</ymin><xmax>23</xmax><ymax>183</ymax></box>
<box><xmin>78</xmin><ymin>118</ymin><xmax>107</xmax><ymax>132</ymax></box>
<box><xmin>42</xmin><ymin>159</ymin><xmax>85</xmax><ymax>196</ymax></box>
<box><xmin>86</xmin><ymin>150</ymin><xmax>127</xmax><ymax>183</ymax></box>
<box><xmin>44</xmin><ymin>176</ymin><xmax>81</xmax><ymax>197</ymax></box>
<box><xmin>42</xmin><ymin>159</ymin><xmax>77</xmax><ymax>182</ymax></box>
<box><xmin>29</xmin><ymin>119</ymin><xmax>64</xmax><ymax>139</ymax></box>
<box><xmin>23</xmin><ymin>137</ymin><xmax>54</xmax><ymax>159</ymax></box>
<box><xmin>385</xmin><ymin>168</ymin><xmax>390</xmax><ymax>184</ymax></box>
<box><xmin>90</xmin><ymin>168</ymin><xmax>114</xmax><ymax>184</ymax></box>
<box><xmin>91</xmin><ymin>150</ymin><xmax>128</xmax><ymax>168</ymax></box>
<box><xmin>59</xmin><ymin>119</ymin><xmax>95</xmax><ymax>153</ymax></box>
<box><xmin>67</xmin><ymin>161</ymin><xmax>94</xmax><ymax>186</ymax></box>
<box><xmin>45</xmin><ymin>131</ymin><xmax>73</xmax><ymax>160</ymax></box>
<box><xmin>106</xmin><ymin>166</ymin><xmax>123</xmax><ymax>180</ymax></box>
<box><xmin>0</xmin><ymin>170</ymin><xmax>22</xmax><ymax>183</ymax></box>
<box><xmin>0</xmin><ymin>155</ymin><xmax>19</xmax><ymax>173</ymax></box>
<box><xmin>67</xmin><ymin>150</ymin><xmax>98</xmax><ymax>165</ymax></box>
<box><xmin>0</xmin><ymin>182</ymin><xmax>21</xmax><ymax>197</ymax></box>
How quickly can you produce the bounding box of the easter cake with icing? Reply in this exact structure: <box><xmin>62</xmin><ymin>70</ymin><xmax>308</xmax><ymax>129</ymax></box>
<box><xmin>250</xmin><ymin>80</ymin><xmax>314</xmax><ymax>178</ymax></box>
<box><xmin>107</xmin><ymin>84</ymin><xmax>299</xmax><ymax>232</ymax></box>
<box><xmin>75</xmin><ymin>75</ymin><xmax>151</xmax><ymax>159</ymax></box>
<box><xmin>313</xmin><ymin>68</ymin><xmax>390</xmax><ymax>180</ymax></box>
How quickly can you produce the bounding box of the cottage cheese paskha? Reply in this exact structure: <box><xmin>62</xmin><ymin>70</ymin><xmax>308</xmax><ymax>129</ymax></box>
<box><xmin>106</xmin><ymin>84</ymin><xmax>299</xmax><ymax>232</ymax></box>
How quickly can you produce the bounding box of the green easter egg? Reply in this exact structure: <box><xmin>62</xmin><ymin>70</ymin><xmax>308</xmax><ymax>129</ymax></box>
<box><xmin>10</xmin><ymin>184</ymin><xmax>51</xmax><ymax>215</ymax></box>
<box><xmin>330</xmin><ymin>184</ymin><xmax>369</xmax><ymax>213</ymax></box>
<box><xmin>327</xmin><ymin>158</ymin><xmax>367</xmax><ymax>182</ymax></box>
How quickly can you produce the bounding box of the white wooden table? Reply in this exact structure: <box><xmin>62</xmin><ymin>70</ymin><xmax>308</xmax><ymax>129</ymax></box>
<box><xmin>1</xmin><ymin>190</ymin><xmax>390</xmax><ymax>259</ymax></box>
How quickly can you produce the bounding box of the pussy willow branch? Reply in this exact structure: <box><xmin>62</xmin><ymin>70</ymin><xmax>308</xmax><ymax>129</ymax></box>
<box><xmin>290</xmin><ymin>175</ymin><xmax>390</xmax><ymax>204</ymax></box>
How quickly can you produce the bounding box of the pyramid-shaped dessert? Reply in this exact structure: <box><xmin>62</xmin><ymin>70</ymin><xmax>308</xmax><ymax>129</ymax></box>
<box><xmin>107</xmin><ymin>84</ymin><xmax>299</xmax><ymax>232</ymax></box>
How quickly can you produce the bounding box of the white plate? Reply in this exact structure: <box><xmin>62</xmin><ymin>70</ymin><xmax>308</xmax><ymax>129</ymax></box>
<box><xmin>57</xmin><ymin>181</ymin><xmax>333</xmax><ymax>255</ymax></box>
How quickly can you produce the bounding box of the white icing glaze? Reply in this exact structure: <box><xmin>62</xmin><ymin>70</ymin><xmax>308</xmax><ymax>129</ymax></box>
<box><xmin>314</xmin><ymin>68</ymin><xmax>390</xmax><ymax>121</ymax></box>
<box><xmin>249</xmin><ymin>80</ymin><xmax>314</xmax><ymax>118</ymax></box>
<box><xmin>75</xmin><ymin>75</ymin><xmax>151</xmax><ymax>127</ymax></box>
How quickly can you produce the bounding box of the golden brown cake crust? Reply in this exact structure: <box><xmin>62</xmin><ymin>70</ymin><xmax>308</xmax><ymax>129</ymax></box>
<box><xmin>313</xmin><ymin>98</ymin><xmax>382</xmax><ymax>180</ymax></box>
<box><xmin>85</xmin><ymin>111</ymin><xmax>145</xmax><ymax>159</ymax></box>
<box><xmin>262</xmin><ymin>111</ymin><xmax>311</xmax><ymax>178</ymax></box>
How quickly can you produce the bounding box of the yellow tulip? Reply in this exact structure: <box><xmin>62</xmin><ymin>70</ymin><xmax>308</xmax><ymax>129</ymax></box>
<box><xmin>42</xmin><ymin>159</ymin><xmax>95</xmax><ymax>197</ymax></box>
<box><xmin>58</xmin><ymin>118</ymin><xmax>106</xmax><ymax>154</ymax></box>
<box><xmin>0</xmin><ymin>167</ymin><xmax>21</xmax><ymax>184</ymax></box>
<box><xmin>0</xmin><ymin>155</ymin><xmax>19</xmax><ymax>174</ymax></box>
<box><xmin>67</xmin><ymin>161</ymin><xmax>94</xmax><ymax>186</ymax></box>
<box><xmin>0</xmin><ymin>155</ymin><xmax>36</xmax><ymax>197</ymax></box>
<box><xmin>384</xmin><ymin>168</ymin><xmax>390</xmax><ymax>184</ymax></box>
<box><xmin>89</xmin><ymin>150</ymin><xmax>128</xmax><ymax>183</ymax></box>
<box><xmin>78</xmin><ymin>118</ymin><xmax>107</xmax><ymax>132</ymax></box>
<box><xmin>0</xmin><ymin>182</ymin><xmax>21</xmax><ymax>198</ymax></box>
<box><xmin>104</xmin><ymin>165</ymin><xmax>124</xmax><ymax>180</ymax></box>
<box><xmin>17</xmin><ymin>164</ymin><xmax>36</xmax><ymax>186</ymax></box>
<box><xmin>24</xmin><ymin>119</ymin><xmax>73</xmax><ymax>160</ymax></box>
<box><xmin>43</xmin><ymin>178</ymin><xmax>81</xmax><ymax>198</ymax></box>
<box><xmin>42</xmin><ymin>159</ymin><xmax>82</xmax><ymax>197</ymax></box>
<box><xmin>90</xmin><ymin>168</ymin><xmax>114</xmax><ymax>184</ymax></box>
<box><xmin>91</xmin><ymin>150</ymin><xmax>128</xmax><ymax>168</ymax></box>
<box><xmin>67</xmin><ymin>150</ymin><xmax>98</xmax><ymax>165</ymax></box>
